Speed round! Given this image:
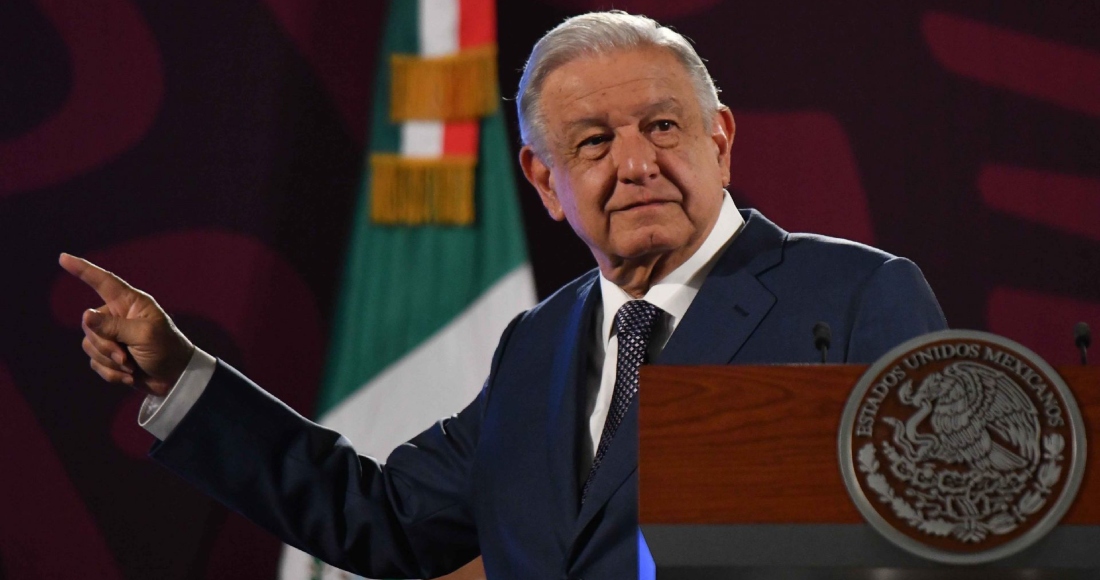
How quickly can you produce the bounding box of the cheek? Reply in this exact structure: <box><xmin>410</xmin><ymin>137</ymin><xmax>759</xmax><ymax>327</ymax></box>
<box><xmin>656</xmin><ymin>149</ymin><xmax>702</xmax><ymax>193</ymax></box>
<box><xmin>659</xmin><ymin>150</ymin><xmax>724</xmax><ymax>221</ymax></box>
<box><xmin>552</xmin><ymin>183</ymin><xmax>599</xmax><ymax>241</ymax></box>
<box><xmin>570</xmin><ymin>165</ymin><xmax>614</xmax><ymax>213</ymax></box>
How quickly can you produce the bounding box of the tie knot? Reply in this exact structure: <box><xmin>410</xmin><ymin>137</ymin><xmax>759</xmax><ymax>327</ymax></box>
<box><xmin>613</xmin><ymin>300</ymin><xmax>663</xmax><ymax>343</ymax></box>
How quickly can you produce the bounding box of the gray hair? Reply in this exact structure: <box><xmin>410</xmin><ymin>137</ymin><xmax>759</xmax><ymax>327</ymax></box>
<box><xmin>516</xmin><ymin>11</ymin><xmax>721</xmax><ymax>160</ymax></box>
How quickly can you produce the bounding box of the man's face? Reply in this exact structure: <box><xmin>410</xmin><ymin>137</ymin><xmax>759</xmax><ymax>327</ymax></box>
<box><xmin>520</xmin><ymin>46</ymin><xmax>735</xmax><ymax>282</ymax></box>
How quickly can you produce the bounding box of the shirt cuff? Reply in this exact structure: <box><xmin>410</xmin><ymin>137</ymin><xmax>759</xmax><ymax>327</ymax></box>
<box><xmin>138</xmin><ymin>347</ymin><xmax>217</xmax><ymax>440</ymax></box>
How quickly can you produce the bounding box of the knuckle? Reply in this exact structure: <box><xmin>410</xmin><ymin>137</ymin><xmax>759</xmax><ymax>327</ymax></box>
<box><xmin>133</xmin><ymin>289</ymin><xmax>155</xmax><ymax>305</ymax></box>
<box><xmin>85</xmin><ymin>332</ymin><xmax>105</xmax><ymax>350</ymax></box>
<box><xmin>90</xmin><ymin>359</ymin><xmax>108</xmax><ymax>377</ymax></box>
<box><xmin>91</xmin><ymin>360</ymin><xmax>119</xmax><ymax>382</ymax></box>
<box><xmin>85</xmin><ymin>345</ymin><xmax>106</xmax><ymax>364</ymax></box>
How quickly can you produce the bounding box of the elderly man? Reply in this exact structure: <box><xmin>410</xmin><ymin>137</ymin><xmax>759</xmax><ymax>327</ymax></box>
<box><xmin>62</xmin><ymin>11</ymin><xmax>946</xmax><ymax>580</ymax></box>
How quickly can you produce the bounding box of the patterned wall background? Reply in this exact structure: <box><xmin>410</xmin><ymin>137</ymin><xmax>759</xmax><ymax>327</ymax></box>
<box><xmin>2</xmin><ymin>0</ymin><xmax>1097</xmax><ymax>577</ymax></box>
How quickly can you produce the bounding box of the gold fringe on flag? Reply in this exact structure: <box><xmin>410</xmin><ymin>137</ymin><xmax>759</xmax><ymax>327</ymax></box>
<box><xmin>369</xmin><ymin>154</ymin><xmax>476</xmax><ymax>226</ymax></box>
<box><xmin>391</xmin><ymin>45</ymin><xmax>499</xmax><ymax>121</ymax></box>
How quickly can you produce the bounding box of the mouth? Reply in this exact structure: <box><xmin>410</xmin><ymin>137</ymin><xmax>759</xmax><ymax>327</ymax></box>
<box><xmin>611</xmin><ymin>198</ymin><xmax>677</xmax><ymax>213</ymax></box>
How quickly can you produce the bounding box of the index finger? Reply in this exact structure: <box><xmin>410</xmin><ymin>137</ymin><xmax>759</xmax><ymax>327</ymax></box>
<box><xmin>58</xmin><ymin>253</ymin><xmax>135</xmax><ymax>304</ymax></box>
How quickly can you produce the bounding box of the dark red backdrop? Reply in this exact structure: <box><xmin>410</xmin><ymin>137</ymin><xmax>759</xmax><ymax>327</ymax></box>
<box><xmin>2</xmin><ymin>1</ymin><xmax>1097</xmax><ymax>578</ymax></box>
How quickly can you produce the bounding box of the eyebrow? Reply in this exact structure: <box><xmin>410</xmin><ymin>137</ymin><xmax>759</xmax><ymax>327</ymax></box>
<box><xmin>562</xmin><ymin>98</ymin><xmax>685</xmax><ymax>137</ymax></box>
<box><xmin>640</xmin><ymin>98</ymin><xmax>684</xmax><ymax>118</ymax></box>
<box><xmin>563</xmin><ymin>117</ymin><xmax>608</xmax><ymax>136</ymax></box>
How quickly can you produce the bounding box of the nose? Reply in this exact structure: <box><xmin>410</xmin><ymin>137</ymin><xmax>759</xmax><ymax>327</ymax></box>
<box><xmin>612</xmin><ymin>130</ymin><xmax>658</xmax><ymax>185</ymax></box>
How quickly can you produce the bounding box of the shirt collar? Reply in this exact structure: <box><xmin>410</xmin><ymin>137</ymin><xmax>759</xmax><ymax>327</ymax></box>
<box><xmin>598</xmin><ymin>191</ymin><xmax>744</xmax><ymax>342</ymax></box>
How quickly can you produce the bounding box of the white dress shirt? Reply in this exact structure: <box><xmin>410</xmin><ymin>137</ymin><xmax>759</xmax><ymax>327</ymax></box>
<box><xmin>139</xmin><ymin>347</ymin><xmax>216</xmax><ymax>439</ymax></box>
<box><xmin>580</xmin><ymin>192</ymin><xmax>742</xmax><ymax>474</ymax></box>
<box><xmin>140</xmin><ymin>193</ymin><xmax>745</xmax><ymax>453</ymax></box>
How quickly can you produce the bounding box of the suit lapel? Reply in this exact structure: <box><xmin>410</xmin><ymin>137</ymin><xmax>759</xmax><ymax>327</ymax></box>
<box><xmin>546</xmin><ymin>274</ymin><xmax>600</xmax><ymax>531</ymax></box>
<box><xmin>570</xmin><ymin>209</ymin><xmax>787</xmax><ymax>541</ymax></box>
<box><xmin>659</xmin><ymin>209</ymin><xmax>786</xmax><ymax>365</ymax></box>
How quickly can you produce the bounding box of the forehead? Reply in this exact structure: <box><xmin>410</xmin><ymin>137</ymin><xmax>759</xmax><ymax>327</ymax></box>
<box><xmin>540</xmin><ymin>47</ymin><xmax>697</xmax><ymax>128</ymax></box>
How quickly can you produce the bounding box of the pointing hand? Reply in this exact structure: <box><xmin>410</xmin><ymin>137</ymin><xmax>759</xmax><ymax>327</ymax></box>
<box><xmin>59</xmin><ymin>253</ymin><xmax>196</xmax><ymax>397</ymax></box>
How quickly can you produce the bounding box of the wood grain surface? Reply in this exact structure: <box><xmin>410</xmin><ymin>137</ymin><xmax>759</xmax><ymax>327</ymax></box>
<box><xmin>638</xmin><ymin>365</ymin><xmax>1100</xmax><ymax>525</ymax></box>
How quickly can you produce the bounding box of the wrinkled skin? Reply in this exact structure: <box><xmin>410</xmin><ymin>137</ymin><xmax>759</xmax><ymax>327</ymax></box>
<box><xmin>520</xmin><ymin>46</ymin><xmax>736</xmax><ymax>297</ymax></box>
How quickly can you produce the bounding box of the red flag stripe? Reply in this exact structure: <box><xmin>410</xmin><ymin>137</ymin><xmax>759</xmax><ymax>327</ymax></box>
<box><xmin>460</xmin><ymin>0</ymin><xmax>495</xmax><ymax>47</ymax></box>
<box><xmin>444</xmin><ymin>121</ymin><xmax>480</xmax><ymax>157</ymax></box>
<box><xmin>443</xmin><ymin>0</ymin><xmax>492</xmax><ymax>157</ymax></box>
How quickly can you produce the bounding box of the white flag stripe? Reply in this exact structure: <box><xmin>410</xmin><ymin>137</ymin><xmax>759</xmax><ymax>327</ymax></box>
<box><xmin>320</xmin><ymin>265</ymin><xmax>536</xmax><ymax>459</ymax></box>
<box><xmin>278</xmin><ymin>265</ymin><xmax>534</xmax><ymax>579</ymax></box>
<box><xmin>399</xmin><ymin>0</ymin><xmax>458</xmax><ymax>159</ymax></box>
<box><xmin>398</xmin><ymin>0</ymin><xmax>457</xmax><ymax>158</ymax></box>
<box><xmin>400</xmin><ymin>120</ymin><xmax>445</xmax><ymax>157</ymax></box>
<box><xmin>419</xmin><ymin>0</ymin><xmax>459</xmax><ymax>56</ymax></box>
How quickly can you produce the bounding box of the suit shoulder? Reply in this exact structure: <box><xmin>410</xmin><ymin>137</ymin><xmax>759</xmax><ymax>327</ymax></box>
<box><xmin>515</xmin><ymin>268</ymin><xmax>599</xmax><ymax>326</ymax></box>
<box><xmin>763</xmin><ymin>232</ymin><xmax>931</xmax><ymax>299</ymax></box>
<box><xmin>783</xmin><ymin>232</ymin><xmax>899</xmax><ymax>272</ymax></box>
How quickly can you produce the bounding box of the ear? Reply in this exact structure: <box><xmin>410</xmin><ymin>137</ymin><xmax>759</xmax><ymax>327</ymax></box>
<box><xmin>710</xmin><ymin>106</ymin><xmax>736</xmax><ymax>187</ymax></box>
<box><xmin>519</xmin><ymin>145</ymin><xmax>565</xmax><ymax>221</ymax></box>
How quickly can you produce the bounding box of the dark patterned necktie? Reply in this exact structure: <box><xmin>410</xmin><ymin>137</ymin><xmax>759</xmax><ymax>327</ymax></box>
<box><xmin>582</xmin><ymin>299</ymin><xmax>663</xmax><ymax>504</ymax></box>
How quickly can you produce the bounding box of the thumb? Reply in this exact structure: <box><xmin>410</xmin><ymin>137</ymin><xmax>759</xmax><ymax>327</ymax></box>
<box><xmin>84</xmin><ymin>309</ymin><xmax>141</xmax><ymax>345</ymax></box>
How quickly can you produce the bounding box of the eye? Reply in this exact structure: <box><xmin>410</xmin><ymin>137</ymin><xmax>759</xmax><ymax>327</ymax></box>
<box><xmin>578</xmin><ymin>134</ymin><xmax>611</xmax><ymax>148</ymax></box>
<box><xmin>651</xmin><ymin>119</ymin><xmax>677</xmax><ymax>132</ymax></box>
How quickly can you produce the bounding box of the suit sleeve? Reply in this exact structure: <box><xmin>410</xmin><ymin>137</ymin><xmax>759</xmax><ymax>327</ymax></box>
<box><xmin>149</xmin><ymin>313</ymin><xmax>524</xmax><ymax>578</ymax></box>
<box><xmin>845</xmin><ymin>256</ymin><xmax>948</xmax><ymax>363</ymax></box>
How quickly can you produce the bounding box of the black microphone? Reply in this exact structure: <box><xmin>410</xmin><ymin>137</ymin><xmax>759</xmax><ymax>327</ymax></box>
<box><xmin>1075</xmin><ymin>322</ymin><xmax>1091</xmax><ymax>366</ymax></box>
<box><xmin>813</xmin><ymin>321</ymin><xmax>832</xmax><ymax>364</ymax></box>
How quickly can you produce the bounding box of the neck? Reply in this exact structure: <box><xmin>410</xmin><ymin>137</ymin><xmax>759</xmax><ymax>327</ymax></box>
<box><xmin>597</xmin><ymin>202</ymin><xmax>726</xmax><ymax>298</ymax></box>
<box><xmin>600</xmin><ymin>254</ymin><xmax>677</xmax><ymax>298</ymax></box>
<box><xmin>599</xmin><ymin>227</ymin><xmax>711</xmax><ymax>297</ymax></box>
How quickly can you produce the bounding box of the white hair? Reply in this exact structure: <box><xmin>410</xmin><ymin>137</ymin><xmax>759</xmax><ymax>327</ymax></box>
<box><xmin>516</xmin><ymin>11</ymin><xmax>721</xmax><ymax>160</ymax></box>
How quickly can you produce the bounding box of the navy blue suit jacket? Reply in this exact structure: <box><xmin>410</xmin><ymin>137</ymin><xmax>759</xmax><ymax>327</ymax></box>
<box><xmin>151</xmin><ymin>210</ymin><xmax>947</xmax><ymax>578</ymax></box>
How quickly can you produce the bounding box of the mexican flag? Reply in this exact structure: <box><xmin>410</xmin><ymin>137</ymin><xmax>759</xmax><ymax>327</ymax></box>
<box><xmin>278</xmin><ymin>0</ymin><xmax>535</xmax><ymax>577</ymax></box>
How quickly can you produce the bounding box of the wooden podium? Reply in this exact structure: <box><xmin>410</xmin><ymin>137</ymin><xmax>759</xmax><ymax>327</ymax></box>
<box><xmin>638</xmin><ymin>365</ymin><xmax>1100</xmax><ymax>579</ymax></box>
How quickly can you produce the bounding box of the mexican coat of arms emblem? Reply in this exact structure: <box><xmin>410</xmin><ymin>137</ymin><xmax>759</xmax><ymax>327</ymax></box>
<box><xmin>839</xmin><ymin>330</ymin><xmax>1086</xmax><ymax>564</ymax></box>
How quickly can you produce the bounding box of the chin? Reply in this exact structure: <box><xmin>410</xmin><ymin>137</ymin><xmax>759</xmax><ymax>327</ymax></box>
<box><xmin>613</xmin><ymin>230</ymin><xmax>689</xmax><ymax>261</ymax></box>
